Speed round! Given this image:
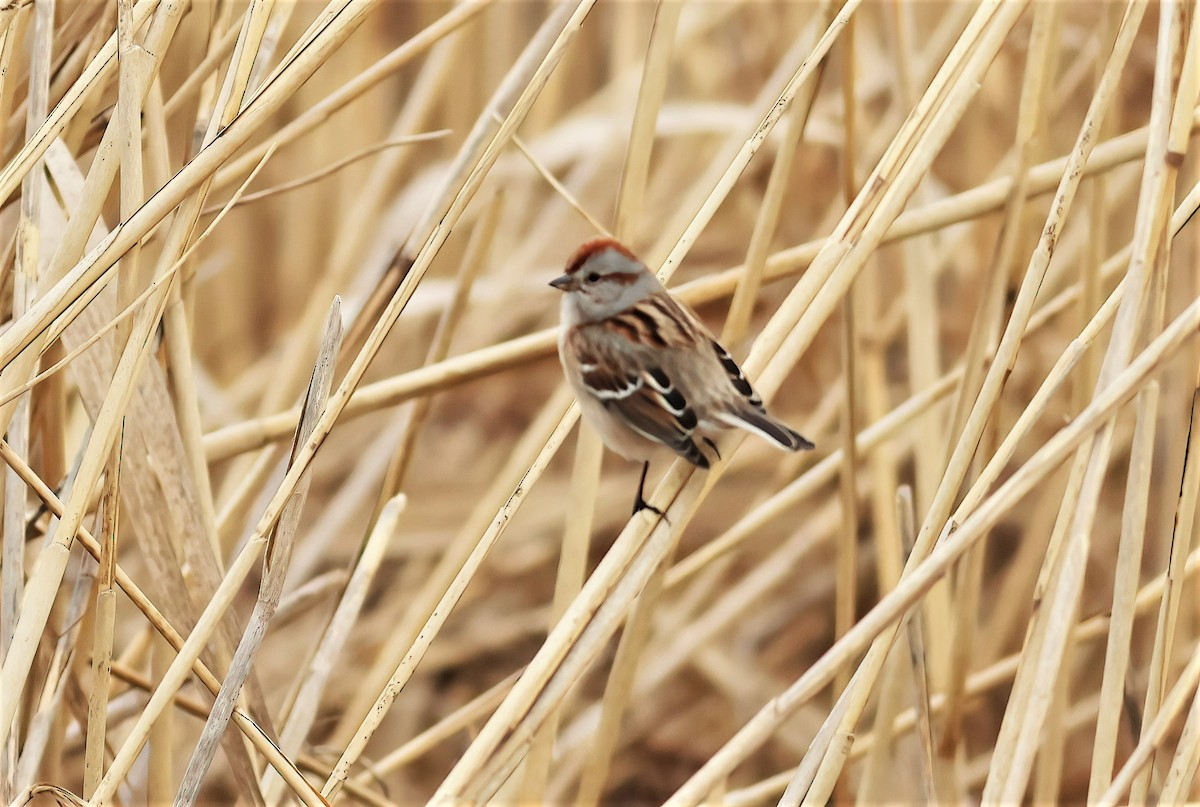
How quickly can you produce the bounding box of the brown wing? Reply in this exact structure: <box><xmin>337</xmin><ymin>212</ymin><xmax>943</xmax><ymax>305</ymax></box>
<box><xmin>574</xmin><ymin>335</ymin><xmax>709</xmax><ymax>468</ymax></box>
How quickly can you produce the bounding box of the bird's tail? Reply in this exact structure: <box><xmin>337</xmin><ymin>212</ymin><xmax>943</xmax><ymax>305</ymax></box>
<box><xmin>718</xmin><ymin>407</ymin><xmax>815</xmax><ymax>452</ymax></box>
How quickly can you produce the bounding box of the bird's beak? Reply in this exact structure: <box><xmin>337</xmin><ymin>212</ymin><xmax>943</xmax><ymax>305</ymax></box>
<box><xmin>549</xmin><ymin>273</ymin><xmax>574</xmax><ymax>291</ymax></box>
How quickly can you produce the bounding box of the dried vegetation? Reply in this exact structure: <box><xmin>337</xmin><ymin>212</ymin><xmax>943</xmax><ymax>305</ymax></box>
<box><xmin>1</xmin><ymin>1</ymin><xmax>1200</xmax><ymax>805</ymax></box>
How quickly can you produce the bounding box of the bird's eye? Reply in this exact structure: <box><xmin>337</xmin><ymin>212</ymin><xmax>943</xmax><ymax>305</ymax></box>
<box><xmin>586</xmin><ymin>272</ymin><xmax>601</xmax><ymax>283</ymax></box>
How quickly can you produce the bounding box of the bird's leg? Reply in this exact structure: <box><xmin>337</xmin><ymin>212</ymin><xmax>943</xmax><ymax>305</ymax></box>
<box><xmin>632</xmin><ymin>461</ymin><xmax>666</xmax><ymax>519</ymax></box>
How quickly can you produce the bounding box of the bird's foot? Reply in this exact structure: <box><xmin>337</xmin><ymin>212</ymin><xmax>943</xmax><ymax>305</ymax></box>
<box><xmin>632</xmin><ymin>495</ymin><xmax>668</xmax><ymax>522</ymax></box>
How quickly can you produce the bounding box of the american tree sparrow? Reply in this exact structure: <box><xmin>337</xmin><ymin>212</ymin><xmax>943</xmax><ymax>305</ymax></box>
<box><xmin>551</xmin><ymin>238</ymin><xmax>814</xmax><ymax>516</ymax></box>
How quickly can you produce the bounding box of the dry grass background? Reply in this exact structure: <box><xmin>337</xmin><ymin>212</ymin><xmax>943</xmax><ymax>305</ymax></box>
<box><xmin>0</xmin><ymin>0</ymin><xmax>1199</xmax><ymax>804</ymax></box>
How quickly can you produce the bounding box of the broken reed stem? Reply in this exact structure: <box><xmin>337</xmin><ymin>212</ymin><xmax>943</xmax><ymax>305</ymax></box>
<box><xmin>173</xmin><ymin>299</ymin><xmax>341</xmax><ymax>807</ymax></box>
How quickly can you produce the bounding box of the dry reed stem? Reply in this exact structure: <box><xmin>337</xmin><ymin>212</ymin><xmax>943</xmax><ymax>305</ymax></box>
<box><xmin>158</xmin><ymin>0</ymin><xmax>278</xmax><ymax>608</ymax></box>
<box><xmin>1131</xmin><ymin>29</ymin><xmax>1200</xmax><ymax>802</ymax></box>
<box><xmin>709</xmin><ymin>3</ymin><xmax>1030</xmax><ymax>800</ymax></box>
<box><xmin>366</xmin><ymin>5</ymin><xmax>848</xmax><ymax>796</ymax></box>
<box><xmin>100</xmin><ymin>656</ymin><xmax>388</xmax><ymax>807</ymax></box>
<box><xmin>0</xmin><ymin>439</ymin><xmax>317</xmax><ymax>800</ymax></box>
<box><xmin>0</xmin><ymin>260</ymin><xmax>177</xmax><ymax>747</ymax></box>
<box><xmin>531</xmin><ymin>5</ymin><xmax>682</xmax><ymax>803</ymax></box>
<box><xmin>43</xmin><ymin>130</ymin><xmax>278</xmax><ymax>727</ymax></box>
<box><xmin>855</xmin><ymin>641</ymin><xmax>906</xmax><ymax>803</ymax></box>
<box><xmin>723</xmin><ymin>6</ymin><xmax>828</xmax><ymax>346</ymax></box>
<box><xmin>357</xmin><ymin>669</ymin><xmax>518</xmax><ymax>781</ymax></box>
<box><xmin>0</xmin><ymin>0</ymin><xmax>384</xmax><ymax>377</ymax></box>
<box><xmin>985</xmin><ymin>3</ymin><xmax>1188</xmax><ymax>800</ymax></box>
<box><xmin>444</xmin><ymin>3</ymin><xmax>1089</xmax><ymax>797</ymax></box>
<box><xmin>833</xmin><ymin>8</ymin><xmax>860</xmax><ymax>704</ymax></box>
<box><xmin>953</xmin><ymin>176</ymin><xmax>1200</xmax><ymax>531</ymax></box>
<box><xmin>504</xmin><ymin>122</ymin><xmax>610</xmax><ymax>239</ymax></box>
<box><xmin>309</xmin><ymin>7</ymin><xmax>600</xmax><ymax>787</ymax></box>
<box><xmin>662</xmin><ymin>368</ymin><xmax>959</xmax><ymax>588</ymax></box>
<box><xmin>681</xmin><ymin>116</ymin><xmax>1185</xmax><ymax>802</ymax></box>
<box><xmin>261</xmin><ymin>482</ymin><xmax>400</xmax><ymax>802</ymax></box>
<box><xmin>324</xmin><ymin>396</ymin><xmax>585</xmax><ymax>801</ymax></box>
<box><xmin>372</xmin><ymin>193</ymin><xmax>502</xmax><ymax>515</ymax></box>
<box><xmin>0</xmin><ymin>147</ymin><xmax>325</xmax><ymax>805</ymax></box>
<box><xmin>85</xmin><ymin>474</ymin><xmax>322</xmax><ymax>806</ymax></box>
<box><xmin>1097</xmin><ymin>642</ymin><xmax>1200</xmax><ymax>806</ymax></box>
<box><xmin>0</xmin><ymin>3</ymin><xmax>18</xmax><ymax>721</ymax></box>
<box><xmin>250</xmin><ymin>4</ymin><xmax>487</xmax><ymax>415</ymax></box>
<box><xmin>939</xmin><ymin>0</ymin><xmax>1057</xmax><ymax>757</ymax></box>
<box><xmin>0</xmin><ymin>0</ymin><xmax>40</xmax><ymax>800</ymax></box>
<box><xmin>156</xmin><ymin>0</ymin><xmax>590</xmax><ymax>787</ymax></box>
<box><xmin>200</xmin><ymin>130</ymin><xmax>451</xmax><ymax>215</ymax></box>
<box><xmin>889</xmin><ymin>2</ymin><xmax>941</xmax><ymax>538</ymax></box>
<box><xmin>894</xmin><ymin>488</ymin><xmax>938</xmax><ymax>804</ymax></box>
<box><xmin>791</xmin><ymin>0</ymin><xmax>1142</xmax><ymax>800</ymax></box>
<box><xmin>657</xmin><ymin>0</ymin><xmax>859</xmax><ymax>282</ymax></box>
<box><xmin>16</xmin><ymin>0</ymin><xmax>499</xmax><ymax>792</ymax></box>
<box><xmin>571</xmin><ymin>533</ymin><xmax>671</xmax><ymax>806</ymax></box>
<box><xmin>432</xmin><ymin>3</ymin><xmax>871</xmax><ymax>798</ymax></box>
<box><xmin>81</xmin><ymin>0</ymin><xmax>142</xmax><ymax>793</ymax></box>
<box><xmin>558</xmin><ymin>498</ymin><xmax>842</xmax><ymax>777</ymax></box>
<box><xmin>727</xmin><ymin>533</ymin><xmax>1200</xmax><ymax>806</ymax></box>
<box><xmin>147</xmin><ymin>632</ymin><xmax>173</xmax><ymax>807</ymax></box>
<box><xmin>214</xmin><ymin>0</ymin><xmax>491</xmax><ymax>198</ymax></box>
<box><xmin>331</xmin><ymin>385</ymin><xmax>573</xmax><ymax>743</ymax></box>
<box><xmin>1087</xmin><ymin>380</ymin><xmax>1160</xmax><ymax>798</ymax></box>
<box><xmin>326</xmin><ymin>0</ymin><xmax>596</xmax><ymax>744</ymax></box>
<box><xmin>1160</xmin><ymin>637</ymin><xmax>1200</xmax><ymax>801</ymax></box>
<box><xmin>0</xmin><ymin>0</ymin><xmax>157</xmax><ymax>206</ymax></box>
<box><xmin>779</xmin><ymin>649</ymin><xmax>860</xmax><ymax>806</ymax></box>
<box><xmin>670</xmin><ymin>284</ymin><xmax>1200</xmax><ymax>807</ymax></box>
<box><xmin>198</xmin><ymin>107</ymin><xmax>1198</xmax><ymax>464</ymax></box>
<box><xmin>1139</xmin><ymin>366</ymin><xmax>1200</xmax><ymax>800</ymax></box>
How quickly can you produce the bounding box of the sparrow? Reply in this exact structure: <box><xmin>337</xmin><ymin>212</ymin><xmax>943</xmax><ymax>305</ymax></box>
<box><xmin>551</xmin><ymin>237</ymin><xmax>814</xmax><ymax>516</ymax></box>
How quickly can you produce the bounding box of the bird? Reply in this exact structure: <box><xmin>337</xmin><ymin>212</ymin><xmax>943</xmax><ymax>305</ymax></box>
<box><xmin>550</xmin><ymin>237</ymin><xmax>814</xmax><ymax>517</ymax></box>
